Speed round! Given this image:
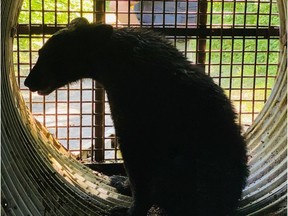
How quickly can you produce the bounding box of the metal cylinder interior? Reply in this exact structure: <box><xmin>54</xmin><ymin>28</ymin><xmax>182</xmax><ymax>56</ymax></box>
<box><xmin>1</xmin><ymin>0</ymin><xmax>287</xmax><ymax>215</ymax></box>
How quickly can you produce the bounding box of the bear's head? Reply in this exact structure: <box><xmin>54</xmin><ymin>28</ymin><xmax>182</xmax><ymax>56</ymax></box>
<box><xmin>24</xmin><ymin>17</ymin><xmax>113</xmax><ymax>95</ymax></box>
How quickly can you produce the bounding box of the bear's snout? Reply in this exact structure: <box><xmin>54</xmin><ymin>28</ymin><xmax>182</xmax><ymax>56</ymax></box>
<box><xmin>24</xmin><ymin>74</ymin><xmax>35</xmax><ymax>91</ymax></box>
<box><xmin>24</xmin><ymin>67</ymin><xmax>58</xmax><ymax>96</ymax></box>
<box><xmin>24</xmin><ymin>69</ymin><xmax>39</xmax><ymax>92</ymax></box>
<box><xmin>24</xmin><ymin>67</ymin><xmax>47</xmax><ymax>92</ymax></box>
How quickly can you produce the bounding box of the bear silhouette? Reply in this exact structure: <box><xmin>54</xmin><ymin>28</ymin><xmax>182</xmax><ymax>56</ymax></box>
<box><xmin>24</xmin><ymin>18</ymin><xmax>249</xmax><ymax>216</ymax></box>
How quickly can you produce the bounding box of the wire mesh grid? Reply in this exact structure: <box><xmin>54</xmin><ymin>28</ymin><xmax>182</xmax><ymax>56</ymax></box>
<box><xmin>13</xmin><ymin>0</ymin><xmax>280</xmax><ymax>162</ymax></box>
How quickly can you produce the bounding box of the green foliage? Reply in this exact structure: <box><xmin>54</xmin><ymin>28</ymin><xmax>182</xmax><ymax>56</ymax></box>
<box><xmin>18</xmin><ymin>0</ymin><xmax>94</xmax><ymax>24</ymax></box>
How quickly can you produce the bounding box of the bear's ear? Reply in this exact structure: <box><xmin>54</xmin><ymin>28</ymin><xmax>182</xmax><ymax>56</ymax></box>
<box><xmin>67</xmin><ymin>17</ymin><xmax>113</xmax><ymax>38</ymax></box>
<box><xmin>53</xmin><ymin>17</ymin><xmax>90</xmax><ymax>36</ymax></box>
<box><xmin>68</xmin><ymin>17</ymin><xmax>90</xmax><ymax>30</ymax></box>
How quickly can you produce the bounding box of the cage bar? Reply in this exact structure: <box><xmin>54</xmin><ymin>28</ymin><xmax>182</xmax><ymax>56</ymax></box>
<box><xmin>14</xmin><ymin>0</ymin><xmax>280</xmax><ymax>162</ymax></box>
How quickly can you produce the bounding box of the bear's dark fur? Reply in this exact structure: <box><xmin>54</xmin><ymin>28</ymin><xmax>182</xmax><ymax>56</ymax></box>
<box><xmin>25</xmin><ymin>18</ymin><xmax>249</xmax><ymax>216</ymax></box>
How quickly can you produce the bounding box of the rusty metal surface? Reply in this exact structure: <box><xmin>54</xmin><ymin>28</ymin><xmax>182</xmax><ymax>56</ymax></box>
<box><xmin>1</xmin><ymin>0</ymin><xmax>286</xmax><ymax>215</ymax></box>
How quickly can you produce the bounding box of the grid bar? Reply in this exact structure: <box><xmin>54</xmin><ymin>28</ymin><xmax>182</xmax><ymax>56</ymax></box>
<box><xmin>16</xmin><ymin>24</ymin><xmax>280</xmax><ymax>37</ymax></box>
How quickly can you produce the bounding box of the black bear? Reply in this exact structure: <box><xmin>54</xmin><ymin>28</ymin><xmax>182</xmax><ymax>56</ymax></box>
<box><xmin>24</xmin><ymin>18</ymin><xmax>249</xmax><ymax>216</ymax></box>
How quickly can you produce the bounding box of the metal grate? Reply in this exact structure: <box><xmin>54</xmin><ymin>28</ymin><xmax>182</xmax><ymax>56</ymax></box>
<box><xmin>14</xmin><ymin>0</ymin><xmax>280</xmax><ymax>162</ymax></box>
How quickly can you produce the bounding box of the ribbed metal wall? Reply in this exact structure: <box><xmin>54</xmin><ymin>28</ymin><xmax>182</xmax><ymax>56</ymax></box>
<box><xmin>1</xmin><ymin>0</ymin><xmax>286</xmax><ymax>215</ymax></box>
